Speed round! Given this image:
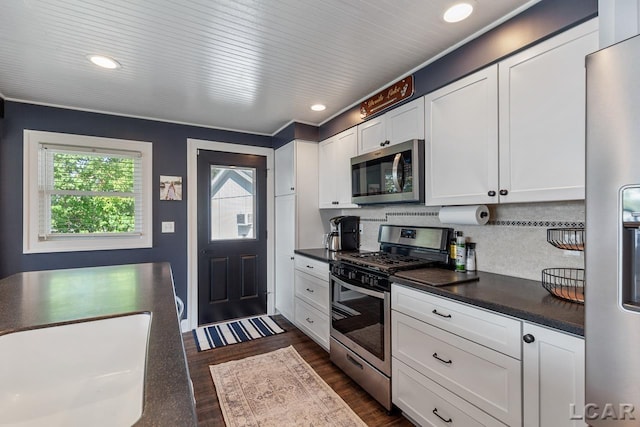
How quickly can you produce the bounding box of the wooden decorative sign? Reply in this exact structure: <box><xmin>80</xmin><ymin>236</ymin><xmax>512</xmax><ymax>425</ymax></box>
<box><xmin>360</xmin><ymin>75</ymin><xmax>414</xmax><ymax>118</ymax></box>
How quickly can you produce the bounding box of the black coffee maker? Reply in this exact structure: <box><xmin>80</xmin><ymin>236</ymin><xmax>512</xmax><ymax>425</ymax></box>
<box><xmin>326</xmin><ymin>216</ymin><xmax>360</xmax><ymax>252</ymax></box>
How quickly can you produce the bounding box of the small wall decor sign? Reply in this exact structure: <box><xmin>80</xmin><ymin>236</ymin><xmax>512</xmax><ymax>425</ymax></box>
<box><xmin>160</xmin><ymin>175</ymin><xmax>182</xmax><ymax>200</ymax></box>
<box><xmin>360</xmin><ymin>75</ymin><xmax>414</xmax><ymax>118</ymax></box>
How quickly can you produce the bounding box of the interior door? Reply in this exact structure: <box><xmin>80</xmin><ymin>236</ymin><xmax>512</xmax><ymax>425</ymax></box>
<box><xmin>197</xmin><ymin>149</ymin><xmax>267</xmax><ymax>325</ymax></box>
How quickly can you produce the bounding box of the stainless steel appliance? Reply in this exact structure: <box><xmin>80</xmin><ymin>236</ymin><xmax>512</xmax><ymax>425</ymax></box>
<box><xmin>586</xmin><ymin>34</ymin><xmax>640</xmax><ymax>425</ymax></box>
<box><xmin>329</xmin><ymin>225</ymin><xmax>453</xmax><ymax>410</ymax></box>
<box><xmin>326</xmin><ymin>216</ymin><xmax>360</xmax><ymax>252</ymax></box>
<box><xmin>350</xmin><ymin>139</ymin><xmax>424</xmax><ymax>205</ymax></box>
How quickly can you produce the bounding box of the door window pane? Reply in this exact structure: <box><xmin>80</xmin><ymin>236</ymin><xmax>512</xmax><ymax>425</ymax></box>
<box><xmin>210</xmin><ymin>166</ymin><xmax>256</xmax><ymax>240</ymax></box>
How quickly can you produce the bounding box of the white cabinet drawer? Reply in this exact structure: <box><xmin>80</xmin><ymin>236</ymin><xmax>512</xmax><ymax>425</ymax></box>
<box><xmin>392</xmin><ymin>311</ymin><xmax>521</xmax><ymax>426</ymax></box>
<box><xmin>393</xmin><ymin>359</ymin><xmax>507</xmax><ymax>427</ymax></box>
<box><xmin>295</xmin><ymin>298</ymin><xmax>329</xmax><ymax>351</ymax></box>
<box><xmin>294</xmin><ymin>255</ymin><xmax>328</xmax><ymax>281</ymax></box>
<box><xmin>391</xmin><ymin>284</ymin><xmax>521</xmax><ymax>359</ymax></box>
<box><xmin>294</xmin><ymin>269</ymin><xmax>329</xmax><ymax>314</ymax></box>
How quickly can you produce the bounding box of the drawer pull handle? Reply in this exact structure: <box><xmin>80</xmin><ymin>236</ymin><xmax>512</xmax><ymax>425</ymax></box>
<box><xmin>346</xmin><ymin>354</ymin><xmax>364</xmax><ymax>370</ymax></box>
<box><xmin>305</xmin><ymin>317</ymin><xmax>314</xmax><ymax>324</ymax></box>
<box><xmin>432</xmin><ymin>309</ymin><xmax>452</xmax><ymax>318</ymax></box>
<box><xmin>306</xmin><ymin>288</ymin><xmax>314</xmax><ymax>293</ymax></box>
<box><xmin>432</xmin><ymin>408</ymin><xmax>452</xmax><ymax>423</ymax></box>
<box><xmin>432</xmin><ymin>353</ymin><xmax>452</xmax><ymax>365</ymax></box>
<box><xmin>306</xmin><ymin>265</ymin><xmax>314</xmax><ymax>269</ymax></box>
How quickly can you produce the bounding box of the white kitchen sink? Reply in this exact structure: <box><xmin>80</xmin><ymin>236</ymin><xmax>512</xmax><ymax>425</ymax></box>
<box><xmin>0</xmin><ymin>312</ymin><xmax>151</xmax><ymax>427</ymax></box>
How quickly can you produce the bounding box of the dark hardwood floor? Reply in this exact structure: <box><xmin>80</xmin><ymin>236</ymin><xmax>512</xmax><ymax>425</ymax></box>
<box><xmin>183</xmin><ymin>315</ymin><xmax>413</xmax><ymax>426</ymax></box>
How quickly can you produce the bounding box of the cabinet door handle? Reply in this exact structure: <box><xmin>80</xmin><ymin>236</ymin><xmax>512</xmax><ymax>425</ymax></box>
<box><xmin>488</xmin><ymin>190</ymin><xmax>496</xmax><ymax>197</ymax></box>
<box><xmin>432</xmin><ymin>408</ymin><xmax>453</xmax><ymax>423</ymax></box>
<box><xmin>305</xmin><ymin>317</ymin><xmax>314</xmax><ymax>324</ymax></box>
<box><xmin>290</xmin><ymin>187</ymin><xmax>295</xmax><ymax>191</ymax></box>
<box><xmin>306</xmin><ymin>288</ymin><xmax>314</xmax><ymax>293</ymax></box>
<box><xmin>290</xmin><ymin>256</ymin><xmax>294</xmax><ymax>260</ymax></box>
<box><xmin>432</xmin><ymin>309</ymin><xmax>452</xmax><ymax>318</ymax></box>
<box><xmin>432</xmin><ymin>353</ymin><xmax>453</xmax><ymax>365</ymax></box>
<box><xmin>306</xmin><ymin>265</ymin><xmax>314</xmax><ymax>269</ymax></box>
<box><xmin>523</xmin><ymin>334</ymin><xmax>535</xmax><ymax>343</ymax></box>
<box><xmin>379</xmin><ymin>141</ymin><xmax>386</xmax><ymax>147</ymax></box>
<box><xmin>499</xmin><ymin>189</ymin><xmax>509</xmax><ymax>196</ymax></box>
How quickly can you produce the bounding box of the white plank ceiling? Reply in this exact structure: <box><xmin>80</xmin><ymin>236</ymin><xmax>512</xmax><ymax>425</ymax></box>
<box><xmin>0</xmin><ymin>0</ymin><xmax>535</xmax><ymax>135</ymax></box>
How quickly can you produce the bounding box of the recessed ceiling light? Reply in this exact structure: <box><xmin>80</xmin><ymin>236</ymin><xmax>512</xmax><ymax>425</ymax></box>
<box><xmin>87</xmin><ymin>54</ymin><xmax>121</xmax><ymax>69</ymax></box>
<box><xmin>310</xmin><ymin>104</ymin><xmax>326</xmax><ymax>112</ymax></box>
<box><xmin>443</xmin><ymin>3</ymin><xmax>474</xmax><ymax>23</ymax></box>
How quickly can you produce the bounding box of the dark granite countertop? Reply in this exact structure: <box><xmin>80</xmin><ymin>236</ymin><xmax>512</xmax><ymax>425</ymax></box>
<box><xmin>0</xmin><ymin>262</ymin><xmax>197</xmax><ymax>426</ymax></box>
<box><xmin>294</xmin><ymin>247</ymin><xmax>339</xmax><ymax>263</ymax></box>
<box><xmin>391</xmin><ymin>269</ymin><xmax>584</xmax><ymax>337</ymax></box>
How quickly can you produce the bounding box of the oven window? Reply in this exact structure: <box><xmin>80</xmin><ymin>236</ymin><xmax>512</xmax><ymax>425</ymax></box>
<box><xmin>331</xmin><ymin>282</ymin><xmax>385</xmax><ymax>360</ymax></box>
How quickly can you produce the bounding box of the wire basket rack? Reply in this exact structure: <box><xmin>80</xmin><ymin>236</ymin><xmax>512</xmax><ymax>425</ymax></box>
<box><xmin>547</xmin><ymin>228</ymin><xmax>585</xmax><ymax>251</ymax></box>
<box><xmin>542</xmin><ymin>268</ymin><xmax>585</xmax><ymax>304</ymax></box>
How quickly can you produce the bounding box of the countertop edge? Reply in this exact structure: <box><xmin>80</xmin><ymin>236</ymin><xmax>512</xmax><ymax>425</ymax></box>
<box><xmin>294</xmin><ymin>248</ymin><xmax>335</xmax><ymax>263</ymax></box>
<box><xmin>391</xmin><ymin>275</ymin><xmax>584</xmax><ymax>337</ymax></box>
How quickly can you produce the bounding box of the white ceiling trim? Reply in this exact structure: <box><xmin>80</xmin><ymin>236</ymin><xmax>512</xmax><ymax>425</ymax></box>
<box><xmin>2</xmin><ymin>96</ymin><xmax>274</xmax><ymax>137</ymax></box>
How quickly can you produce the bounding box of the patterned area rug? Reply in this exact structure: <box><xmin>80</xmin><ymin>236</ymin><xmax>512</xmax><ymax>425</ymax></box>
<box><xmin>209</xmin><ymin>346</ymin><xmax>367</xmax><ymax>427</ymax></box>
<box><xmin>193</xmin><ymin>315</ymin><xmax>284</xmax><ymax>352</ymax></box>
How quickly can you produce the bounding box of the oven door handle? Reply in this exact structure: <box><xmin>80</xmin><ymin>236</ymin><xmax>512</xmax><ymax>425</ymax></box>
<box><xmin>331</xmin><ymin>275</ymin><xmax>386</xmax><ymax>299</ymax></box>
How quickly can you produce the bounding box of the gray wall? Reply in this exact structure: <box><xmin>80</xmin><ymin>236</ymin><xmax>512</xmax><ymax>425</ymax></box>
<box><xmin>0</xmin><ymin>101</ymin><xmax>271</xmax><ymax>313</ymax></box>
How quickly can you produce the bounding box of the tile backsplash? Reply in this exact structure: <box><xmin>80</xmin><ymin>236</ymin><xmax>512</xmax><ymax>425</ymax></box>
<box><xmin>329</xmin><ymin>200</ymin><xmax>585</xmax><ymax>281</ymax></box>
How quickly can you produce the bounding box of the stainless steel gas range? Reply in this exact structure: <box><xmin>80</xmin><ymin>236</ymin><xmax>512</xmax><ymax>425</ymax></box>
<box><xmin>329</xmin><ymin>225</ymin><xmax>454</xmax><ymax>411</ymax></box>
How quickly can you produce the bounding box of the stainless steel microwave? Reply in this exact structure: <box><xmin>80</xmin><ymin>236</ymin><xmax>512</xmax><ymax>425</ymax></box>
<box><xmin>350</xmin><ymin>139</ymin><xmax>424</xmax><ymax>205</ymax></box>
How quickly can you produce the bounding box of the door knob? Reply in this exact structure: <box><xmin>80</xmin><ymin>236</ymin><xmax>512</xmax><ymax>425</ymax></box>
<box><xmin>499</xmin><ymin>189</ymin><xmax>509</xmax><ymax>196</ymax></box>
<box><xmin>488</xmin><ymin>190</ymin><xmax>496</xmax><ymax>197</ymax></box>
<box><xmin>523</xmin><ymin>334</ymin><xmax>535</xmax><ymax>343</ymax></box>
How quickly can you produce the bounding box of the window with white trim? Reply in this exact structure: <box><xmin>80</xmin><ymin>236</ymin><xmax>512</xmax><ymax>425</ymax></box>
<box><xmin>23</xmin><ymin>130</ymin><xmax>153</xmax><ymax>253</ymax></box>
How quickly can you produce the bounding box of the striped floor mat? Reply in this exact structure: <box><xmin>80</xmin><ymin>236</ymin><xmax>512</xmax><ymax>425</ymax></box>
<box><xmin>193</xmin><ymin>315</ymin><xmax>285</xmax><ymax>352</ymax></box>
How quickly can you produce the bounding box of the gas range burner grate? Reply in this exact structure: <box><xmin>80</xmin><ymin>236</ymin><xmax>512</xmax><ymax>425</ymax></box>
<box><xmin>336</xmin><ymin>251</ymin><xmax>436</xmax><ymax>273</ymax></box>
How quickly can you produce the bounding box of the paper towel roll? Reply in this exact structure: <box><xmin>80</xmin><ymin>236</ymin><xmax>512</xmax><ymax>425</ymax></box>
<box><xmin>438</xmin><ymin>205</ymin><xmax>490</xmax><ymax>225</ymax></box>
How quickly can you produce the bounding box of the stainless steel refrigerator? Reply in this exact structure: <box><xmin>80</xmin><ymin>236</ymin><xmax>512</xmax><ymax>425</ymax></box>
<box><xmin>586</xmin><ymin>33</ymin><xmax>640</xmax><ymax>426</ymax></box>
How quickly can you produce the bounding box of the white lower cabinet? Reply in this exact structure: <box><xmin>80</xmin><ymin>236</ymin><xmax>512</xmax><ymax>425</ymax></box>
<box><xmin>393</xmin><ymin>359</ymin><xmax>507</xmax><ymax>427</ymax></box>
<box><xmin>293</xmin><ymin>255</ymin><xmax>329</xmax><ymax>351</ymax></box>
<box><xmin>392</xmin><ymin>284</ymin><xmax>586</xmax><ymax>427</ymax></box>
<box><xmin>392</xmin><ymin>284</ymin><xmax>522</xmax><ymax>426</ymax></box>
<box><xmin>522</xmin><ymin>322</ymin><xmax>586</xmax><ymax>427</ymax></box>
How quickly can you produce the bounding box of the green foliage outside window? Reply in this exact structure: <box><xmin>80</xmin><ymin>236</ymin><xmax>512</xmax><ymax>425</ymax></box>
<box><xmin>50</xmin><ymin>153</ymin><xmax>136</xmax><ymax>234</ymax></box>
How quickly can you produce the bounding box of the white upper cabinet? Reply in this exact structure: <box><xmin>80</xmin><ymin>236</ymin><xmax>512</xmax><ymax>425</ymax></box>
<box><xmin>318</xmin><ymin>127</ymin><xmax>359</xmax><ymax>209</ymax></box>
<box><xmin>386</xmin><ymin>97</ymin><xmax>425</xmax><ymax>145</ymax></box>
<box><xmin>275</xmin><ymin>141</ymin><xmax>295</xmax><ymax>196</ymax></box>
<box><xmin>425</xmin><ymin>19</ymin><xmax>598</xmax><ymax>206</ymax></box>
<box><xmin>357</xmin><ymin>115</ymin><xmax>386</xmax><ymax>154</ymax></box>
<box><xmin>498</xmin><ymin>19</ymin><xmax>598</xmax><ymax>203</ymax></box>
<box><xmin>425</xmin><ymin>65</ymin><xmax>499</xmax><ymax>206</ymax></box>
<box><xmin>358</xmin><ymin>97</ymin><xmax>425</xmax><ymax>154</ymax></box>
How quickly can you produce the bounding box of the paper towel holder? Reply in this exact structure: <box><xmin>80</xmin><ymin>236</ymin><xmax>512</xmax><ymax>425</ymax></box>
<box><xmin>438</xmin><ymin>205</ymin><xmax>490</xmax><ymax>225</ymax></box>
